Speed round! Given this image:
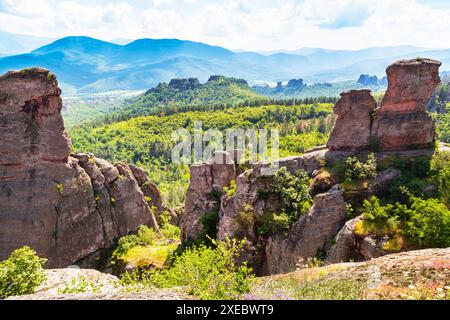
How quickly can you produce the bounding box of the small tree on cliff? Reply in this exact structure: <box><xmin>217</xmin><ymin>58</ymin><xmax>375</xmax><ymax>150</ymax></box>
<box><xmin>0</xmin><ymin>247</ymin><xmax>47</xmax><ymax>299</ymax></box>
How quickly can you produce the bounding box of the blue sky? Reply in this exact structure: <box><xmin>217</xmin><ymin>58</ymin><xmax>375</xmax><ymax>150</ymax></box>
<box><xmin>1</xmin><ymin>0</ymin><xmax>450</xmax><ymax>50</ymax></box>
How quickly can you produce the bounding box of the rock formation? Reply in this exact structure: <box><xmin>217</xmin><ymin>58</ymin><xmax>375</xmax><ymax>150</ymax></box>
<box><xmin>129</xmin><ymin>164</ymin><xmax>176</xmax><ymax>221</ymax></box>
<box><xmin>180</xmin><ymin>58</ymin><xmax>446</xmax><ymax>275</ymax></box>
<box><xmin>0</xmin><ymin>68</ymin><xmax>162</xmax><ymax>268</ymax></box>
<box><xmin>168</xmin><ymin>78</ymin><xmax>200</xmax><ymax>90</ymax></box>
<box><xmin>179</xmin><ymin>148</ymin><xmax>328</xmax><ymax>274</ymax></box>
<box><xmin>287</xmin><ymin>79</ymin><xmax>306</xmax><ymax>89</ymax></box>
<box><xmin>266</xmin><ymin>185</ymin><xmax>347</xmax><ymax>274</ymax></box>
<box><xmin>328</xmin><ymin>58</ymin><xmax>441</xmax><ymax>152</ymax></box>
<box><xmin>371</xmin><ymin>58</ymin><xmax>441</xmax><ymax>151</ymax></box>
<box><xmin>326</xmin><ymin>216</ymin><xmax>388</xmax><ymax>263</ymax></box>
<box><xmin>180</xmin><ymin>151</ymin><xmax>236</xmax><ymax>241</ymax></box>
<box><xmin>327</xmin><ymin>90</ymin><xmax>377</xmax><ymax>151</ymax></box>
<box><xmin>357</xmin><ymin>74</ymin><xmax>379</xmax><ymax>87</ymax></box>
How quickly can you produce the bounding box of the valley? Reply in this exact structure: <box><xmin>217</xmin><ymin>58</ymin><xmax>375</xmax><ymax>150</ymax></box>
<box><xmin>0</xmin><ymin>40</ymin><xmax>450</xmax><ymax>303</ymax></box>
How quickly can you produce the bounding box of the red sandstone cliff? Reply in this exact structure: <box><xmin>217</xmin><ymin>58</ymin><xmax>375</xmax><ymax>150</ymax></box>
<box><xmin>372</xmin><ymin>58</ymin><xmax>441</xmax><ymax>151</ymax></box>
<box><xmin>0</xmin><ymin>68</ymin><xmax>164</xmax><ymax>267</ymax></box>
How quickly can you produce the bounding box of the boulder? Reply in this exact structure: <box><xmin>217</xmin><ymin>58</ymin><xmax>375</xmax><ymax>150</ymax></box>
<box><xmin>378</xmin><ymin>59</ymin><xmax>441</xmax><ymax>113</ymax></box>
<box><xmin>368</xmin><ymin>168</ymin><xmax>401</xmax><ymax>195</ymax></box>
<box><xmin>326</xmin><ymin>215</ymin><xmax>389</xmax><ymax>264</ymax></box>
<box><xmin>371</xmin><ymin>59</ymin><xmax>441</xmax><ymax>151</ymax></box>
<box><xmin>0</xmin><ymin>68</ymin><xmax>161</xmax><ymax>268</ymax></box>
<box><xmin>327</xmin><ymin>90</ymin><xmax>377</xmax><ymax>151</ymax></box>
<box><xmin>265</xmin><ymin>185</ymin><xmax>347</xmax><ymax>274</ymax></box>
<box><xmin>180</xmin><ymin>151</ymin><xmax>236</xmax><ymax>241</ymax></box>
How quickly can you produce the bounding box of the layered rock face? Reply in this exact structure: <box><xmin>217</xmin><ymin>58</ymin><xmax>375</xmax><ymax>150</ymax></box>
<box><xmin>327</xmin><ymin>58</ymin><xmax>441</xmax><ymax>152</ymax></box>
<box><xmin>327</xmin><ymin>90</ymin><xmax>377</xmax><ymax>151</ymax></box>
<box><xmin>326</xmin><ymin>216</ymin><xmax>388</xmax><ymax>264</ymax></box>
<box><xmin>180</xmin><ymin>149</ymin><xmax>328</xmax><ymax>274</ymax></box>
<box><xmin>266</xmin><ymin>185</ymin><xmax>347</xmax><ymax>274</ymax></box>
<box><xmin>372</xmin><ymin>59</ymin><xmax>441</xmax><ymax>151</ymax></box>
<box><xmin>0</xmin><ymin>68</ymin><xmax>160</xmax><ymax>267</ymax></box>
<box><xmin>180</xmin><ymin>152</ymin><xmax>236</xmax><ymax>241</ymax></box>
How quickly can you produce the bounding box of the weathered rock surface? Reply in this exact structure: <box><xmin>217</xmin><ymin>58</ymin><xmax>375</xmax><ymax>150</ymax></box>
<box><xmin>0</xmin><ymin>68</ymin><xmax>162</xmax><ymax>268</ymax></box>
<box><xmin>180</xmin><ymin>151</ymin><xmax>236</xmax><ymax>241</ymax></box>
<box><xmin>266</xmin><ymin>185</ymin><xmax>347</xmax><ymax>274</ymax></box>
<box><xmin>368</xmin><ymin>168</ymin><xmax>401</xmax><ymax>195</ymax></box>
<box><xmin>326</xmin><ymin>215</ymin><xmax>388</xmax><ymax>264</ymax></box>
<box><xmin>327</xmin><ymin>90</ymin><xmax>377</xmax><ymax>151</ymax></box>
<box><xmin>251</xmin><ymin>248</ymin><xmax>450</xmax><ymax>300</ymax></box>
<box><xmin>378</xmin><ymin>59</ymin><xmax>441</xmax><ymax>113</ymax></box>
<box><xmin>216</xmin><ymin>152</ymin><xmax>326</xmax><ymax>242</ymax></box>
<box><xmin>129</xmin><ymin>164</ymin><xmax>175</xmax><ymax>220</ymax></box>
<box><xmin>7</xmin><ymin>267</ymin><xmax>193</xmax><ymax>300</ymax></box>
<box><xmin>181</xmin><ymin>59</ymin><xmax>446</xmax><ymax>275</ymax></box>
<box><xmin>372</xmin><ymin>59</ymin><xmax>441</xmax><ymax>151</ymax></box>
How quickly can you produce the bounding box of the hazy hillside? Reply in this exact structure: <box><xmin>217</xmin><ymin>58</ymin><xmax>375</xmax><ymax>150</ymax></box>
<box><xmin>113</xmin><ymin>75</ymin><xmax>266</xmax><ymax>120</ymax></box>
<box><xmin>0</xmin><ymin>36</ymin><xmax>311</xmax><ymax>93</ymax></box>
<box><xmin>253</xmin><ymin>80</ymin><xmax>386</xmax><ymax>99</ymax></box>
<box><xmin>2</xmin><ymin>36</ymin><xmax>450</xmax><ymax>94</ymax></box>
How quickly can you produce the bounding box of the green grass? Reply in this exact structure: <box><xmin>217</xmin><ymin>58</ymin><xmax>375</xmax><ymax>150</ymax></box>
<box><xmin>121</xmin><ymin>244</ymin><xmax>179</xmax><ymax>269</ymax></box>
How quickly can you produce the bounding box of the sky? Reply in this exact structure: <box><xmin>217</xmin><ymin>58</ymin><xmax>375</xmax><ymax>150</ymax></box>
<box><xmin>1</xmin><ymin>0</ymin><xmax>450</xmax><ymax>51</ymax></box>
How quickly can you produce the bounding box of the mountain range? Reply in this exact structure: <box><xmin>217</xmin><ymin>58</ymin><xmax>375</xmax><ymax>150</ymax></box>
<box><xmin>1</xmin><ymin>34</ymin><xmax>450</xmax><ymax>94</ymax></box>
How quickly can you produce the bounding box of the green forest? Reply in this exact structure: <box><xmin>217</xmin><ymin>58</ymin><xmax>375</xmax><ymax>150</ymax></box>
<box><xmin>70</xmin><ymin>103</ymin><xmax>335</xmax><ymax>206</ymax></box>
<box><xmin>68</xmin><ymin>76</ymin><xmax>450</xmax><ymax>207</ymax></box>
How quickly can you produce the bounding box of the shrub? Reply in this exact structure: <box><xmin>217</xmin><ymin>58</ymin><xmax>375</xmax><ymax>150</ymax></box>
<box><xmin>161</xmin><ymin>224</ymin><xmax>181</xmax><ymax>241</ymax></box>
<box><xmin>157</xmin><ymin>211</ymin><xmax>181</xmax><ymax>241</ymax></box>
<box><xmin>197</xmin><ymin>208</ymin><xmax>220</xmax><ymax>244</ymax></box>
<box><xmin>360</xmin><ymin>196</ymin><xmax>450</xmax><ymax>248</ymax></box>
<box><xmin>113</xmin><ymin>234</ymin><xmax>141</xmax><ymax>259</ymax></box>
<box><xmin>256</xmin><ymin>212</ymin><xmax>290</xmax><ymax>237</ymax></box>
<box><xmin>0</xmin><ymin>247</ymin><xmax>47</xmax><ymax>299</ymax></box>
<box><xmin>113</xmin><ymin>225</ymin><xmax>160</xmax><ymax>260</ymax></box>
<box><xmin>115</xmin><ymin>269</ymin><xmax>153</xmax><ymax>292</ymax></box>
<box><xmin>272</xmin><ymin>168</ymin><xmax>313</xmax><ymax>223</ymax></box>
<box><xmin>361</xmin><ymin>196</ymin><xmax>396</xmax><ymax>227</ymax></box>
<box><xmin>223</xmin><ymin>180</ymin><xmax>237</xmax><ymax>198</ymax></box>
<box><xmin>237</xmin><ymin>205</ymin><xmax>256</xmax><ymax>237</ymax></box>
<box><xmin>57</xmin><ymin>276</ymin><xmax>102</xmax><ymax>295</ymax></box>
<box><xmin>149</xmin><ymin>238</ymin><xmax>254</xmax><ymax>300</ymax></box>
<box><xmin>137</xmin><ymin>225</ymin><xmax>159</xmax><ymax>246</ymax></box>
<box><xmin>403</xmin><ymin>197</ymin><xmax>450</xmax><ymax>248</ymax></box>
<box><xmin>430</xmin><ymin>151</ymin><xmax>450</xmax><ymax>205</ymax></box>
<box><xmin>345</xmin><ymin>153</ymin><xmax>377</xmax><ymax>182</ymax></box>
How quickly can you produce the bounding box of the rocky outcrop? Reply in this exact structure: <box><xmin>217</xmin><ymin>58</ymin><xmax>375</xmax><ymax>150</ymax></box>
<box><xmin>180</xmin><ymin>151</ymin><xmax>236</xmax><ymax>241</ymax></box>
<box><xmin>129</xmin><ymin>164</ymin><xmax>175</xmax><ymax>221</ymax></box>
<box><xmin>327</xmin><ymin>59</ymin><xmax>441</xmax><ymax>152</ymax></box>
<box><xmin>251</xmin><ymin>248</ymin><xmax>450</xmax><ymax>300</ymax></box>
<box><xmin>7</xmin><ymin>267</ymin><xmax>192</xmax><ymax>300</ymax></box>
<box><xmin>372</xmin><ymin>59</ymin><xmax>441</xmax><ymax>151</ymax></box>
<box><xmin>357</xmin><ymin>74</ymin><xmax>378</xmax><ymax>87</ymax></box>
<box><xmin>0</xmin><ymin>68</ymin><xmax>161</xmax><ymax>268</ymax></box>
<box><xmin>266</xmin><ymin>185</ymin><xmax>347</xmax><ymax>274</ymax></box>
<box><xmin>287</xmin><ymin>79</ymin><xmax>306</xmax><ymax>89</ymax></box>
<box><xmin>327</xmin><ymin>90</ymin><xmax>377</xmax><ymax>151</ymax></box>
<box><xmin>326</xmin><ymin>216</ymin><xmax>389</xmax><ymax>264</ymax></box>
<box><xmin>169</xmin><ymin>78</ymin><xmax>200</xmax><ymax>90</ymax></box>
<box><xmin>181</xmin><ymin>58</ymin><xmax>445</xmax><ymax>275</ymax></box>
<box><xmin>216</xmin><ymin>153</ymin><xmax>326</xmax><ymax>243</ymax></box>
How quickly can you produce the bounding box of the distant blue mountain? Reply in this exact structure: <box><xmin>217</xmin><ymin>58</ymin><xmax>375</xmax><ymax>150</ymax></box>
<box><xmin>0</xmin><ymin>35</ymin><xmax>449</xmax><ymax>93</ymax></box>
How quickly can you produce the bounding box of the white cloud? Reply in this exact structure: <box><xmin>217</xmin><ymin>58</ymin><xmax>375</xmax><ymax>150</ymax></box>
<box><xmin>0</xmin><ymin>0</ymin><xmax>450</xmax><ymax>50</ymax></box>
